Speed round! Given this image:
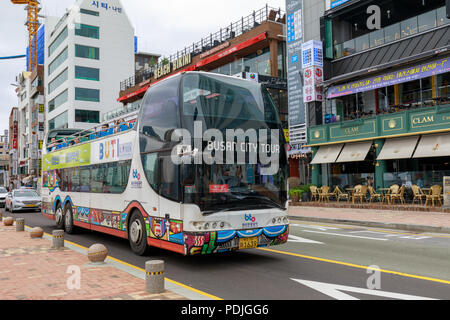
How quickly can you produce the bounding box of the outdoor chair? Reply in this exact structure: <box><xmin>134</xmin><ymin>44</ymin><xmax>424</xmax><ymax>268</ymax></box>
<box><xmin>319</xmin><ymin>186</ymin><xmax>334</xmax><ymax>203</ymax></box>
<box><xmin>368</xmin><ymin>186</ymin><xmax>383</xmax><ymax>203</ymax></box>
<box><xmin>334</xmin><ymin>186</ymin><xmax>349</xmax><ymax>203</ymax></box>
<box><xmin>310</xmin><ymin>186</ymin><xmax>319</xmax><ymax>202</ymax></box>
<box><xmin>390</xmin><ymin>185</ymin><xmax>406</xmax><ymax>204</ymax></box>
<box><xmin>425</xmin><ymin>185</ymin><xmax>443</xmax><ymax>207</ymax></box>
<box><xmin>384</xmin><ymin>185</ymin><xmax>400</xmax><ymax>204</ymax></box>
<box><xmin>352</xmin><ymin>185</ymin><xmax>368</xmax><ymax>204</ymax></box>
<box><xmin>411</xmin><ymin>185</ymin><xmax>427</xmax><ymax>205</ymax></box>
<box><xmin>350</xmin><ymin>185</ymin><xmax>362</xmax><ymax>203</ymax></box>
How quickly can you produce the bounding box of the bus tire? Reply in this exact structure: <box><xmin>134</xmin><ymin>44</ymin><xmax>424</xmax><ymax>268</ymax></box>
<box><xmin>128</xmin><ymin>211</ymin><xmax>149</xmax><ymax>256</ymax></box>
<box><xmin>55</xmin><ymin>202</ymin><xmax>64</xmax><ymax>229</ymax></box>
<box><xmin>64</xmin><ymin>204</ymin><xmax>76</xmax><ymax>234</ymax></box>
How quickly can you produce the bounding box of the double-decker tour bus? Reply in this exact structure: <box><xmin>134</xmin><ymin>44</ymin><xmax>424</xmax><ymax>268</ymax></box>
<box><xmin>41</xmin><ymin>72</ymin><xmax>289</xmax><ymax>256</ymax></box>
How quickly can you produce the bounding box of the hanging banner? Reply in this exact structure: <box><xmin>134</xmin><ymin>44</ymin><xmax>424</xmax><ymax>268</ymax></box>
<box><xmin>328</xmin><ymin>57</ymin><xmax>450</xmax><ymax>99</ymax></box>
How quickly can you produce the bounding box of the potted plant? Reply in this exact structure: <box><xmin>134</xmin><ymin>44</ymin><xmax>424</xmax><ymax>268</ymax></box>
<box><xmin>289</xmin><ymin>188</ymin><xmax>302</xmax><ymax>202</ymax></box>
<box><xmin>300</xmin><ymin>184</ymin><xmax>312</xmax><ymax>202</ymax></box>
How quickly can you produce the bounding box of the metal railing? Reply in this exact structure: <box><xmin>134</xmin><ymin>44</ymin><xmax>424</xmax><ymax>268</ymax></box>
<box><xmin>120</xmin><ymin>4</ymin><xmax>285</xmax><ymax>92</ymax></box>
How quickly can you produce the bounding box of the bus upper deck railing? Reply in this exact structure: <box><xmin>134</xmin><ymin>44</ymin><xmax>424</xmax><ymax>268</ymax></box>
<box><xmin>46</xmin><ymin>114</ymin><xmax>138</xmax><ymax>153</ymax></box>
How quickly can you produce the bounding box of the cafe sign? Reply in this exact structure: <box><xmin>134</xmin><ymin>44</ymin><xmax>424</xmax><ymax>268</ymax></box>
<box><xmin>154</xmin><ymin>53</ymin><xmax>192</xmax><ymax>80</ymax></box>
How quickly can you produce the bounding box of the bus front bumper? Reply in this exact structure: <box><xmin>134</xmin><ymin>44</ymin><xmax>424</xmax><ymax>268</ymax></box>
<box><xmin>183</xmin><ymin>224</ymin><xmax>289</xmax><ymax>255</ymax></box>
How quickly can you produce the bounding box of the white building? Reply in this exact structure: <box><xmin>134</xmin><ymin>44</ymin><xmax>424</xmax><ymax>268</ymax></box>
<box><xmin>44</xmin><ymin>0</ymin><xmax>134</xmax><ymax>132</ymax></box>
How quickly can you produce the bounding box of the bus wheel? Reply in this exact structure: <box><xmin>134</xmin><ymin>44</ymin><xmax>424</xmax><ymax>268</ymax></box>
<box><xmin>55</xmin><ymin>203</ymin><xmax>64</xmax><ymax>229</ymax></box>
<box><xmin>128</xmin><ymin>211</ymin><xmax>149</xmax><ymax>256</ymax></box>
<box><xmin>64</xmin><ymin>204</ymin><xmax>76</xmax><ymax>234</ymax></box>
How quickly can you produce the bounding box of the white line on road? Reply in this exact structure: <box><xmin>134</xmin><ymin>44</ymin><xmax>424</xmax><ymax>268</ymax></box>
<box><xmin>288</xmin><ymin>235</ymin><xmax>324</xmax><ymax>244</ymax></box>
<box><xmin>300</xmin><ymin>230</ymin><xmax>388</xmax><ymax>241</ymax></box>
<box><xmin>291</xmin><ymin>279</ymin><xmax>437</xmax><ymax>300</ymax></box>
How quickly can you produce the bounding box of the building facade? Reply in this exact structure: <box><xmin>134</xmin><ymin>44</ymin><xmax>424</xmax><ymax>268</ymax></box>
<box><xmin>44</xmin><ymin>0</ymin><xmax>134</xmax><ymax>132</ymax></box>
<box><xmin>307</xmin><ymin>0</ymin><xmax>450</xmax><ymax>191</ymax></box>
<box><xmin>117</xmin><ymin>5</ymin><xmax>288</xmax><ymax>131</ymax></box>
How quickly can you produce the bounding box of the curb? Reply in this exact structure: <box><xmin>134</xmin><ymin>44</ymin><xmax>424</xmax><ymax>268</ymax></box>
<box><xmin>289</xmin><ymin>215</ymin><xmax>450</xmax><ymax>234</ymax></box>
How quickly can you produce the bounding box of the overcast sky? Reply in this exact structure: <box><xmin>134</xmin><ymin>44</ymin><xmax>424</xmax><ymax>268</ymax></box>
<box><xmin>0</xmin><ymin>0</ymin><xmax>286</xmax><ymax>137</ymax></box>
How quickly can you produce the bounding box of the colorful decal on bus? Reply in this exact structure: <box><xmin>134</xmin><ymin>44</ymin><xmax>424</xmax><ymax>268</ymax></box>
<box><xmin>43</xmin><ymin>144</ymin><xmax>91</xmax><ymax>171</ymax></box>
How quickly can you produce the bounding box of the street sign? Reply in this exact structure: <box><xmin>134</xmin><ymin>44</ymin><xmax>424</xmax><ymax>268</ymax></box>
<box><xmin>291</xmin><ymin>279</ymin><xmax>436</xmax><ymax>300</ymax></box>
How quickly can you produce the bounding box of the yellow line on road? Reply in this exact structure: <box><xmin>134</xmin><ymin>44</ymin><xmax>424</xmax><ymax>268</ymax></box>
<box><xmin>259</xmin><ymin>247</ymin><xmax>450</xmax><ymax>286</ymax></box>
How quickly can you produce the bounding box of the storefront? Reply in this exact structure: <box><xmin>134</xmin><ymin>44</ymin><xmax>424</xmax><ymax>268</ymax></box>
<box><xmin>308</xmin><ymin>55</ymin><xmax>450</xmax><ymax>190</ymax></box>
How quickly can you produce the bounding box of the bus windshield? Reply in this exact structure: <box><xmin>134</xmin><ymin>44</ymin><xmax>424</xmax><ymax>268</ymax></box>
<box><xmin>180</xmin><ymin>73</ymin><xmax>288</xmax><ymax>212</ymax></box>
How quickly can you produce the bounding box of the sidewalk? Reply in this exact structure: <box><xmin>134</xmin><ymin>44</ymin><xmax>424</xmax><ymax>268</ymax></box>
<box><xmin>288</xmin><ymin>204</ymin><xmax>450</xmax><ymax>234</ymax></box>
<box><xmin>0</xmin><ymin>219</ymin><xmax>187</xmax><ymax>300</ymax></box>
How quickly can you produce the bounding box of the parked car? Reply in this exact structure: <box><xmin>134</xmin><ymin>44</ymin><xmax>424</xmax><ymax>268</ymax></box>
<box><xmin>5</xmin><ymin>189</ymin><xmax>41</xmax><ymax>213</ymax></box>
<box><xmin>0</xmin><ymin>187</ymin><xmax>8</xmax><ymax>208</ymax></box>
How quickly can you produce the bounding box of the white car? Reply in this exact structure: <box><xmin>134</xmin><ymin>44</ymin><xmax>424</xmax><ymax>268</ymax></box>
<box><xmin>0</xmin><ymin>187</ymin><xmax>7</xmax><ymax>208</ymax></box>
<box><xmin>5</xmin><ymin>189</ymin><xmax>41</xmax><ymax>213</ymax></box>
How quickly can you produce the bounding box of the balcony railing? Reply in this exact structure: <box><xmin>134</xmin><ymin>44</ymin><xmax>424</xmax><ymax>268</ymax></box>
<box><xmin>120</xmin><ymin>4</ymin><xmax>285</xmax><ymax>92</ymax></box>
<box><xmin>333</xmin><ymin>6</ymin><xmax>449</xmax><ymax>60</ymax></box>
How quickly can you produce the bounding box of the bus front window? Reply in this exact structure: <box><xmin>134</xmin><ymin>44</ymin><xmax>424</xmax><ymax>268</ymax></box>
<box><xmin>180</xmin><ymin>73</ymin><xmax>288</xmax><ymax>213</ymax></box>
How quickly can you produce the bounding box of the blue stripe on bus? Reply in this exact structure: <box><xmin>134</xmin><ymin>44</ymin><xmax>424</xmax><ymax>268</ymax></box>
<box><xmin>237</xmin><ymin>229</ymin><xmax>263</xmax><ymax>238</ymax></box>
<box><xmin>217</xmin><ymin>230</ymin><xmax>237</xmax><ymax>243</ymax></box>
<box><xmin>263</xmin><ymin>225</ymin><xmax>287</xmax><ymax>237</ymax></box>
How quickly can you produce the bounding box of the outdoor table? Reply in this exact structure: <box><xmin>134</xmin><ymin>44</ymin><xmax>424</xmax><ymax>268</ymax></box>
<box><xmin>421</xmin><ymin>188</ymin><xmax>431</xmax><ymax>195</ymax></box>
<box><xmin>378</xmin><ymin>188</ymin><xmax>390</xmax><ymax>204</ymax></box>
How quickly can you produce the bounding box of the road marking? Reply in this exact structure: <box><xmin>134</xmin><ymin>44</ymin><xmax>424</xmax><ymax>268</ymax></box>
<box><xmin>290</xmin><ymin>223</ymin><xmax>340</xmax><ymax>231</ymax></box>
<box><xmin>288</xmin><ymin>235</ymin><xmax>323</xmax><ymax>244</ymax></box>
<box><xmin>300</xmin><ymin>229</ymin><xmax>388</xmax><ymax>241</ymax></box>
<box><xmin>291</xmin><ymin>279</ymin><xmax>437</xmax><ymax>300</ymax></box>
<box><xmin>348</xmin><ymin>230</ymin><xmax>431</xmax><ymax>240</ymax></box>
<box><xmin>259</xmin><ymin>248</ymin><xmax>450</xmax><ymax>286</ymax></box>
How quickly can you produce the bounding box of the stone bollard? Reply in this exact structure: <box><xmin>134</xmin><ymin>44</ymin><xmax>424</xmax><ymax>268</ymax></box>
<box><xmin>30</xmin><ymin>227</ymin><xmax>44</xmax><ymax>238</ymax></box>
<box><xmin>52</xmin><ymin>230</ymin><xmax>65</xmax><ymax>249</ymax></box>
<box><xmin>15</xmin><ymin>218</ymin><xmax>24</xmax><ymax>232</ymax></box>
<box><xmin>3</xmin><ymin>217</ymin><xmax>14</xmax><ymax>226</ymax></box>
<box><xmin>145</xmin><ymin>260</ymin><xmax>165</xmax><ymax>294</ymax></box>
<box><xmin>87</xmin><ymin>244</ymin><xmax>108</xmax><ymax>264</ymax></box>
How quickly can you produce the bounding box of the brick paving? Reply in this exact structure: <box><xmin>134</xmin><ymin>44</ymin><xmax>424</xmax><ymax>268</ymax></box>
<box><xmin>0</xmin><ymin>221</ymin><xmax>187</xmax><ymax>300</ymax></box>
<box><xmin>289</xmin><ymin>203</ymin><xmax>450</xmax><ymax>230</ymax></box>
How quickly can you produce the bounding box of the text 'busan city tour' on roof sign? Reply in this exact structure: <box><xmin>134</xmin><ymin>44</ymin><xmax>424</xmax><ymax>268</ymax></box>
<box><xmin>154</xmin><ymin>53</ymin><xmax>192</xmax><ymax>80</ymax></box>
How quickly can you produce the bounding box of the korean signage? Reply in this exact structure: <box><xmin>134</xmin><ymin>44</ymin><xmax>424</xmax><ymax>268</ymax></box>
<box><xmin>286</xmin><ymin>0</ymin><xmax>305</xmax><ymax>127</ymax></box>
<box><xmin>90</xmin><ymin>1</ymin><xmax>122</xmax><ymax>13</ymax></box>
<box><xmin>328</xmin><ymin>57</ymin><xmax>450</xmax><ymax>99</ymax></box>
<box><xmin>302</xmin><ymin>40</ymin><xmax>323</xmax><ymax>68</ymax></box>
<box><xmin>302</xmin><ymin>40</ymin><xmax>323</xmax><ymax>103</ymax></box>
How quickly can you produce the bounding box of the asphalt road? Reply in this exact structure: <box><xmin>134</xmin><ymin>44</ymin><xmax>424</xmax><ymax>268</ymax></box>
<box><xmin>3</xmin><ymin>208</ymin><xmax>450</xmax><ymax>300</ymax></box>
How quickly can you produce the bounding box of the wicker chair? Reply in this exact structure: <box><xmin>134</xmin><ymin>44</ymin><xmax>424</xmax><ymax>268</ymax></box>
<box><xmin>411</xmin><ymin>185</ymin><xmax>426</xmax><ymax>205</ymax></box>
<box><xmin>425</xmin><ymin>185</ymin><xmax>443</xmax><ymax>207</ymax></box>
<box><xmin>319</xmin><ymin>186</ymin><xmax>334</xmax><ymax>203</ymax></box>
<box><xmin>352</xmin><ymin>185</ymin><xmax>368</xmax><ymax>203</ymax></box>
<box><xmin>385</xmin><ymin>185</ymin><xmax>400</xmax><ymax>204</ymax></box>
<box><xmin>390</xmin><ymin>185</ymin><xmax>406</xmax><ymax>204</ymax></box>
<box><xmin>310</xmin><ymin>186</ymin><xmax>319</xmax><ymax>202</ymax></box>
<box><xmin>368</xmin><ymin>186</ymin><xmax>383</xmax><ymax>203</ymax></box>
<box><xmin>334</xmin><ymin>186</ymin><xmax>349</xmax><ymax>203</ymax></box>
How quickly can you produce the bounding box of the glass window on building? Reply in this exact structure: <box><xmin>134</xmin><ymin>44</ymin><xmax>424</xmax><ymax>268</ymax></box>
<box><xmin>48</xmin><ymin>46</ymin><xmax>68</xmax><ymax>75</ymax></box>
<box><xmin>48</xmin><ymin>111</ymin><xmax>68</xmax><ymax>130</ymax></box>
<box><xmin>48</xmin><ymin>68</ymin><xmax>68</xmax><ymax>94</ymax></box>
<box><xmin>400</xmin><ymin>16</ymin><xmax>418</xmax><ymax>37</ymax></box>
<box><xmin>277</xmin><ymin>42</ymin><xmax>286</xmax><ymax>78</ymax></box>
<box><xmin>243</xmin><ymin>48</ymin><xmax>271</xmax><ymax>76</ymax></box>
<box><xmin>75</xmin><ymin>24</ymin><xmax>100</xmax><ymax>39</ymax></box>
<box><xmin>75</xmin><ymin>109</ymin><xmax>100</xmax><ymax>123</ymax></box>
<box><xmin>80</xmin><ymin>8</ymin><xmax>99</xmax><ymax>16</ymax></box>
<box><xmin>355</xmin><ymin>34</ymin><xmax>369</xmax><ymax>52</ymax></box>
<box><xmin>418</xmin><ymin>10</ymin><xmax>437</xmax><ymax>33</ymax></box>
<box><xmin>436</xmin><ymin>7</ymin><xmax>450</xmax><ymax>26</ymax></box>
<box><xmin>48</xmin><ymin>89</ymin><xmax>68</xmax><ymax>113</ymax></box>
<box><xmin>75</xmin><ymin>44</ymin><xmax>99</xmax><ymax>60</ymax></box>
<box><xmin>437</xmin><ymin>72</ymin><xmax>450</xmax><ymax>99</ymax></box>
<box><xmin>75</xmin><ymin>87</ymin><xmax>100</xmax><ymax>102</ymax></box>
<box><xmin>48</xmin><ymin>27</ymin><xmax>68</xmax><ymax>57</ymax></box>
<box><xmin>75</xmin><ymin>66</ymin><xmax>100</xmax><ymax>81</ymax></box>
<box><xmin>400</xmin><ymin>79</ymin><xmax>420</xmax><ymax>104</ymax></box>
<box><xmin>421</xmin><ymin>77</ymin><xmax>433</xmax><ymax>101</ymax></box>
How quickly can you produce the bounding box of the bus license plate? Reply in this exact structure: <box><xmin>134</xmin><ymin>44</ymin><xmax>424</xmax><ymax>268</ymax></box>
<box><xmin>26</xmin><ymin>204</ymin><xmax>36</xmax><ymax>207</ymax></box>
<box><xmin>239</xmin><ymin>237</ymin><xmax>258</xmax><ymax>250</ymax></box>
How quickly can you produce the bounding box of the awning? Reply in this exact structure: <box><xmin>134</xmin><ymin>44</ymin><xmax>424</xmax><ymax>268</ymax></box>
<box><xmin>336</xmin><ymin>141</ymin><xmax>372</xmax><ymax>163</ymax></box>
<box><xmin>413</xmin><ymin>133</ymin><xmax>450</xmax><ymax>158</ymax></box>
<box><xmin>311</xmin><ymin>144</ymin><xmax>344</xmax><ymax>164</ymax></box>
<box><xmin>377</xmin><ymin>136</ymin><xmax>420</xmax><ymax>160</ymax></box>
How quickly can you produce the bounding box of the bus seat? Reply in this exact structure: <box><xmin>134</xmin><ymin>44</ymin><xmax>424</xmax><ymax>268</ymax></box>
<box><xmin>118</xmin><ymin>124</ymin><xmax>129</xmax><ymax>132</ymax></box>
<box><xmin>89</xmin><ymin>134</ymin><xmax>96</xmax><ymax>140</ymax></box>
